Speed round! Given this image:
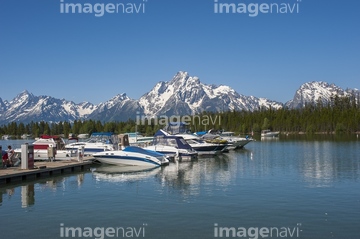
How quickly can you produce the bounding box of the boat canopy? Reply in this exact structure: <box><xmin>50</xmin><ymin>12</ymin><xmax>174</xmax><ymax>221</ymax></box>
<box><xmin>163</xmin><ymin>122</ymin><xmax>191</xmax><ymax>135</ymax></box>
<box><xmin>194</xmin><ymin>131</ymin><xmax>207</xmax><ymax>136</ymax></box>
<box><xmin>153</xmin><ymin>133</ymin><xmax>194</xmax><ymax>151</ymax></box>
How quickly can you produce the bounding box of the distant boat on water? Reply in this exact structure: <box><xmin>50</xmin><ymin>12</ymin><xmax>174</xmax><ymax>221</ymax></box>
<box><xmin>261</xmin><ymin>130</ymin><xmax>280</xmax><ymax>137</ymax></box>
<box><xmin>1</xmin><ymin>135</ymin><xmax>13</xmax><ymax>140</ymax></box>
<box><xmin>21</xmin><ymin>134</ymin><xmax>32</xmax><ymax>139</ymax></box>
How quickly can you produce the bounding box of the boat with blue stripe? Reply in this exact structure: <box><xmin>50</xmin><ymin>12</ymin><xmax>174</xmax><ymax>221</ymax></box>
<box><xmin>92</xmin><ymin>134</ymin><xmax>169</xmax><ymax>167</ymax></box>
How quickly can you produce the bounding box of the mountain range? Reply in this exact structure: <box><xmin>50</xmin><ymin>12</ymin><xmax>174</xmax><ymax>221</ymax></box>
<box><xmin>0</xmin><ymin>71</ymin><xmax>359</xmax><ymax>124</ymax></box>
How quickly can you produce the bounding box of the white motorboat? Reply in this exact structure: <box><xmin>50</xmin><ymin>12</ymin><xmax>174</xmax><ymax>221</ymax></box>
<box><xmin>144</xmin><ymin>135</ymin><xmax>198</xmax><ymax>160</ymax></box>
<box><xmin>180</xmin><ymin>134</ymin><xmax>228</xmax><ymax>155</ymax></box>
<box><xmin>1</xmin><ymin>135</ymin><xmax>13</xmax><ymax>140</ymax></box>
<box><xmin>261</xmin><ymin>129</ymin><xmax>280</xmax><ymax>137</ymax></box>
<box><xmin>14</xmin><ymin>135</ymin><xmax>77</xmax><ymax>161</ymax></box>
<box><xmin>126</xmin><ymin>132</ymin><xmax>153</xmax><ymax>146</ymax></box>
<box><xmin>199</xmin><ymin>130</ymin><xmax>253</xmax><ymax>149</ymax></box>
<box><xmin>65</xmin><ymin>132</ymin><xmax>118</xmax><ymax>156</ymax></box>
<box><xmin>156</xmin><ymin>129</ymin><xmax>227</xmax><ymax>155</ymax></box>
<box><xmin>93</xmin><ymin>146</ymin><xmax>169</xmax><ymax>167</ymax></box>
<box><xmin>93</xmin><ymin>134</ymin><xmax>169</xmax><ymax>167</ymax></box>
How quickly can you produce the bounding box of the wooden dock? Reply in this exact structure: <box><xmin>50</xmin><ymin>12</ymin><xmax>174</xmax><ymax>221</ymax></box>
<box><xmin>0</xmin><ymin>157</ymin><xmax>95</xmax><ymax>185</ymax></box>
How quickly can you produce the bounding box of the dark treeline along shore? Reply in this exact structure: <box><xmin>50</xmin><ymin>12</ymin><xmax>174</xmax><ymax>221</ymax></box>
<box><xmin>1</xmin><ymin>95</ymin><xmax>359</xmax><ymax>138</ymax></box>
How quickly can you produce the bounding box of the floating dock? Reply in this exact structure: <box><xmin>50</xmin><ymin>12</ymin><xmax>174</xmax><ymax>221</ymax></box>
<box><xmin>0</xmin><ymin>158</ymin><xmax>94</xmax><ymax>185</ymax></box>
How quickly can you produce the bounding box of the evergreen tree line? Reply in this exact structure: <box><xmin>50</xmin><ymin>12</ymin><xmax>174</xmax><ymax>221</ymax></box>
<box><xmin>1</xmin><ymin>95</ymin><xmax>359</xmax><ymax>138</ymax></box>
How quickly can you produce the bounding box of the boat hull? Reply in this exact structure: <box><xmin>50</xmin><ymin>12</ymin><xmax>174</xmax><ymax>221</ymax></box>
<box><xmin>93</xmin><ymin>156</ymin><xmax>161</xmax><ymax>167</ymax></box>
<box><xmin>144</xmin><ymin>145</ymin><xmax>198</xmax><ymax>160</ymax></box>
<box><xmin>261</xmin><ymin>132</ymin><xmax>280</xmax><ymax>137</ymax></box>
<box><xmin>93</xmin><ymin>147</ymin><xmax>169</xmax><ymax>167</ymax></box>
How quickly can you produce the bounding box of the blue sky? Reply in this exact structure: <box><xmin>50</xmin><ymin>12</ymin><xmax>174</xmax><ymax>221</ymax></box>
<box><xmin>0</xmin><ymin>0</ymin><xmax>359</xmax><ymax>104</ymax></box>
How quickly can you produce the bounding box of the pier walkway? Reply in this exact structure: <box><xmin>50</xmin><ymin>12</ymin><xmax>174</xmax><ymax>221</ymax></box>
<box><xmin>0</xmin><ymin>158</ymin><xmax>94</xmax><ymax>185</ymax></box>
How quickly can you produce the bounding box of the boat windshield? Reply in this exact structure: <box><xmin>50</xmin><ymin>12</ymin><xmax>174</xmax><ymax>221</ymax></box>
<box><xmin>86</xmin><ymin>133</ymin><xmax>117</xmax><ymax>144</ymax></box>
<box><xmin>153</xmin><ymin>137</ymin><xmax>178</xmax><ymax>147</ymax></box>
<box><xmin>153</xmin><ymin>136</ymin><xmax>193</xmax><ymax>150</ymax></box>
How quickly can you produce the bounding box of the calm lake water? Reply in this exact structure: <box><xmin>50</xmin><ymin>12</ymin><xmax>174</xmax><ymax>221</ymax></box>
<box><xmin>1</xmin><ymin>136</ymin><xmax>359</xmax><ymax>239</ymax></box>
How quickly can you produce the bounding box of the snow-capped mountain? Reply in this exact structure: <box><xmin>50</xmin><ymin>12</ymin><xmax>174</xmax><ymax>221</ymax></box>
<box><xmin>139</xmin><ymin>71</ymin><xmax>282</xmax><ymax>117</ymax></box>
<box><xmin>0</xmin><ymin>90</ymin><xmax>96</xmax><ymax>124</ymax></box>
<box><xmin>285</xmin><ymin>81</ymin><xmax>360</xmax><ymax>108</ymax></box>
<box><xmin>87</xmin><ymin>93</ymin><xmax>140</xmax><ymax>122</ymax></box>
<box><xmin>0</xmin><ymin>72</ymin><xmax>358</xmax><ymax>124</ymax></box>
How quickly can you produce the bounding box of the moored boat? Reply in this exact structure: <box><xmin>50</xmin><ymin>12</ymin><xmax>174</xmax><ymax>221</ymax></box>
<box><xmin>199</xmin><ymin>130</ymin><xmax>253</xmax><ymax>149</ymax></box>
<box><xmin>65</xmin><ymin>132</ymin><xmax>118</xmax><ymax>156</ymax></box>
<box><xmin>92</xmin><ymin>134</ymin><xmax>169</xmax><ymax>167</ymax></box>
<box><xmin>144</xmin><ymin>134</ymin><xmax>198</xmax><ymax>160</ymax></box>
<box><xmin>93</xmin><ymin>146</ymin><xmax>169</xmax><ymax>167</ymax></box>
<box><xmin>261</xmin><ymin>129</ymin><xmax>280</xmax><ymax>137</ymax></box>
<box><xmin>126</xmin><ymin>132</ymin><xmax>153</xmax><ymax>146</ymax></box>
<box><xmin>14</xmin><ymin>134</ymin><xmax>77</xmax><ymax>161</ymax></box>
<box><xmin>157</xmin><ymin>128</ymin><xmax>227</xmax><ymax>155</ymax></box>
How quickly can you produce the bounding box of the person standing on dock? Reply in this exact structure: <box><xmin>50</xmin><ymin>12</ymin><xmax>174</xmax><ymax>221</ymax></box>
<box><xmin>6</xmin><ymin>145</ymin><xmax>15</xmax><ymax>167</ymax></box>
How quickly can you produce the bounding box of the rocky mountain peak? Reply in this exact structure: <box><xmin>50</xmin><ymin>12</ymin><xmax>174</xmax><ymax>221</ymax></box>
<box><xmin>0</xmin><ymin>73</ymin><xmax>357</xmax><ymax>124</ymax></box>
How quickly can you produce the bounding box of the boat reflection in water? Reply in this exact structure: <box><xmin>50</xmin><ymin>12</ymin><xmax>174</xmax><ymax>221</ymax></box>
<box><xmin>155</xmin><ymin>153</ymin><xmax>237</xmax><ymax>198</ymax></box>
<box><xmin>91</xmin><ymin>153</ymin><xmax>237</xmax><ymax>196</ymax></box>
<box><xmin>92</xmin><ymin>165</ymin><xmax>162</xmax><ymax>183</ymax></box>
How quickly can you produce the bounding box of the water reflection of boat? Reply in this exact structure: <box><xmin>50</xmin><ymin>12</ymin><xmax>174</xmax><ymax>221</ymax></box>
<box><xmin>92</xmin><ymin>165</ymin><xmax>161</xmax><ymax>182</ymax></box>
<box><xmin>155</xmin><ymin>154</ymin><xmax>236</xmax><ymax>197</ymax></box>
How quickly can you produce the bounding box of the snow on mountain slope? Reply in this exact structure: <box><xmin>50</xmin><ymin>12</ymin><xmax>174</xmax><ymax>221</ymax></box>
<box><xmin>0</xmin><ymin>90</ymin><xmax>96</xmax><ymax>124</ymax></box>
<box><xmin>139</xmin><ymin>71</ymin><xmax>283</xmax><ymax>116</ymax></box>
<box><xmin>1</xmin><ymin>73</ymin><xmax>358</xmax><ymax>124</ymax></box>
<box><xmin>285</xmin><ymin>81</ymin><xmax>359</xmax><ymax>108</ymax></box>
